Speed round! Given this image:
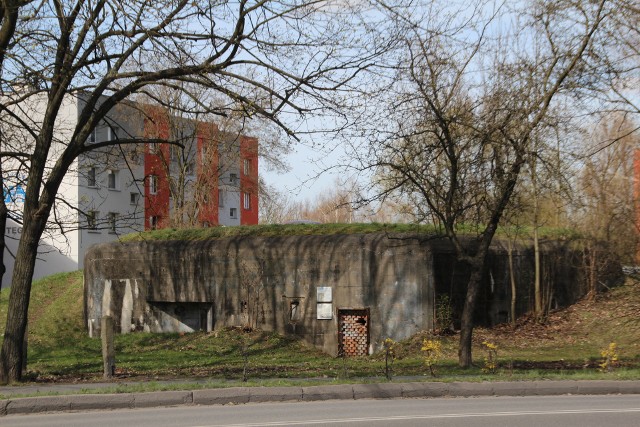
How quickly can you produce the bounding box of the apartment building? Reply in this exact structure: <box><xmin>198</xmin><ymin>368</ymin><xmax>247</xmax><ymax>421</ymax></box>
<box><xmin>1</xmin><ymin>95</ymin><xmax>259</xmax><ymax>288</ymax></box>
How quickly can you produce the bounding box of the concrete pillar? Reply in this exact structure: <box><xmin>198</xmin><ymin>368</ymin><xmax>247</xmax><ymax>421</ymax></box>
<box><xmin>101</xmin><ymin>316</ymin><xmax>115</xmax><ymax>379</ymax></box>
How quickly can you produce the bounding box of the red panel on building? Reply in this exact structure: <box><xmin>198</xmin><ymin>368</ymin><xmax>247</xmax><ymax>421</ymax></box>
<box><xmin>143</xmin><ymin>107</ymin><xmax>170</xmax><ymax>230</ymax></box>
<box><xmin>240</xmin><ymin>136</ymin><xmax>259</xmax><ymax>225</ymax></box>
<box><xmin>141</xmin><ymin>106</ymin><xmax>257</xmax><ymax>230</ymax></box>
<box><xmin>196</xmin><ymin>122</ymin><xmax>220</xmax><ymax>226</ymax></box>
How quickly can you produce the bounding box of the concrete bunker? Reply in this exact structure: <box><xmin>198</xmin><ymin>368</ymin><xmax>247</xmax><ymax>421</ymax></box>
<box><xmin>84</xmin><ymin>233</ymin><xmax>621</xmax><ymax>356</ymax></box>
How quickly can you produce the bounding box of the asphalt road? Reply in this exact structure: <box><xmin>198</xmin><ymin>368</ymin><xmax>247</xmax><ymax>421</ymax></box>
<box><xmin>3</xmin><ymin>394</ymin><xmax>640</xmax><ymax>427</ymax></box>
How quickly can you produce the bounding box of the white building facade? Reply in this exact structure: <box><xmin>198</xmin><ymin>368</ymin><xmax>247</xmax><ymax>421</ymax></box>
<box><xmin>1</xmin><ymin>95</ymin><xmax>259</xmax><ymax>289</ymax></box>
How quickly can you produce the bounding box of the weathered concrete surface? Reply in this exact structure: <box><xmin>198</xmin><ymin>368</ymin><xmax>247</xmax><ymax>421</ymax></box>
<box><xmin>68</xmin><ymin>393</ymin><xmax>134</xmax><ymax>412</ymax></box>
<box><xmin>2</xmin><ymin>380</ymin><xmax>640</xmax><ymax>416</ymax></box>
<box><xmin>192</xmin><ymin>387</ymin><xmax>251</xmax><ymax>405</ymax></box>
<box><xmin>6</xmin><ymin>396</ymin><xmax>72</xmax><ymax>415</ymax></box>
<box><xmin>353</xmin><ymin>383</ymin><xmax>404</xmax><ymax>399</ymax></box>
<box><xmin>447</xmin><ymin>381</ymin><xmax>495</xmax><ymax>397</ymax></box>
<box><xmin>302</xmin><ymin>384</ymin><xmax>354</xmax><ymax>401</ymax></box>
<box><xmin>490</xmin><ymin>381</ymin><xmax>533</xmax><ymax>396</ymax></box>
<box><xmin>84</xmin><ymin>233</ymin><xmax>621</xmax><ymax>355</ymax></box>
<box><xmin>85</xmin><ymin>233</ymin><xmax>435</xmax><ymax>355</ymax></box>
<box><xmin>401</xmin><ymin>381</ymin><xmax>449</xmax><ymax>398</ymax></box>
<box><xmin>248</xmin><ymin>386</ymin><xmax>303</xmax><ymax>403</ymax></box>
<box><xmin>133</xmin><ymin>390</ymin><xmax>193</xmax><ymax>408</ymax></box>
<box><xmin>533</xmin><ymin>380</ymin><xmax>579</xmax><ymax>396</ymax></box>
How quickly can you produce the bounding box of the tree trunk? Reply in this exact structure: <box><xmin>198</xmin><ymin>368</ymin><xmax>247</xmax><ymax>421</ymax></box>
<box><xmin>531</xmin><ymin>154</ymin><xmax>543</xmax><ymax>322</ymax></box>
<box><xmin>586</xmin><ymin>242</ymin><xmax>598</xmax><ymax>300</ymax></box>
<box><xmin>0</xmin><ymin>158</ymin><xmax>8</xmax><ymax>287</ymax></box>
<box><xmin>533</xmin><ymin>225</ymin><xmax>542</xmax><ymax>320</ymax></box>
<box><xmin>0</xmin><ymin>203</ymin><xmax>7</xmax><ymax>289</ymax></box>
<box><xmin>458</xmin><ymin>257</ymin><xmax>486</xmax><ymax>368</ymax></box>
<box><xmin>0</xmin><ymin>216</ymin><xmax>46</xmax><ymax>384</ymax></box>
<box><xmin>507</xmin><ymin>239</ymin><xmax>517</xmax><ymax>325</ymax></box>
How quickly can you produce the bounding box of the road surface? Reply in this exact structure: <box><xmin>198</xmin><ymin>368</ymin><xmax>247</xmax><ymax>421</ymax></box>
<box><xmin>3</xmin><ymin>394</ymin><xmax>640</xmax><ymax>427</ymax></box>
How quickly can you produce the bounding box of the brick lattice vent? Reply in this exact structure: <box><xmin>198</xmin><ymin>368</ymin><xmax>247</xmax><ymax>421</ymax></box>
<box><xmin>340</xmin><ymin>312</ymin><xmax>368</xmax><ymax>356</ymax></box>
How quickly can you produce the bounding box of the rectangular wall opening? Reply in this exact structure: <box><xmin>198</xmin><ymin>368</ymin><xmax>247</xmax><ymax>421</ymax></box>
<box><xmin>338</xmin><ymin>308</ymin><xmax>370</xmax><ymax>357</ymax></box>
<box><xmin>149</xmin><ymin>302</ymin><xmax>214</xmax><ymax>333</ymax></box>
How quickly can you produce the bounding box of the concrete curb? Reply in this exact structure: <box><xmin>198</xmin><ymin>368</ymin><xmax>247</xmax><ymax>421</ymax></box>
<box><xmin>192</xmin><ymin>388</ymin><xmax>249</xmax><ymax>406</ymax></box>
<box><xmin>2</xmin><ymin>380</ymin><xmax>640</xmax><ymax>416</ymax></box>
<box><xmin>353</xmin><ymin>383</ymin><xmax>403</xmax><ymax>400</ymax></box>
<box><xmin>6</xmin><ymin>396</ymin><xmax>72</xmax><ymax>415</ymax></box>
<box><xmin>401</xmin><ymin>381</ymin><xmax>449</xmax><ymax>398</ymax></box>
<box><xmin>302</xmin><ymin>384</ymin><xmax>353</xmax><ymax>401</ymax></box>
<box><xmin>133</xmin><ymin>390</ymin><xmax>193</xmax><ymax>408</ymax></box>
<box><xmin>249</xmin><ymin>386</ymin><xmax>303</xmax><ymax>403</ymax></box>
<box><xmin>69</xmin><ymin>393</ymin><xmax>134</xmax><ymax>412</ymax></box>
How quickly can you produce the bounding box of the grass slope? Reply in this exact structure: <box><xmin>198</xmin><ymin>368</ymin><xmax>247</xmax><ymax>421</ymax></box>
<box><xmin>118</xmin><ymin>222</ymin><xmax>581</xmax><ymax>242</ymax></box>
<box><xmin>1</xmin><ymin>271</ymin><xmax>638</xmax><ymax>387</ymax></box>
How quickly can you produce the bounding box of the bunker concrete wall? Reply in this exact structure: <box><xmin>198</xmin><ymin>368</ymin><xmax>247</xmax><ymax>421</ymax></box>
<box><xmin>84</xmin><ymin>233</ymin><xmax>622</xmax><ymax>355</ymax></box>
<box><xmin>84</xmin><ymin>233</ymin><xmax>434</xmax><ymax>355</ymax></box>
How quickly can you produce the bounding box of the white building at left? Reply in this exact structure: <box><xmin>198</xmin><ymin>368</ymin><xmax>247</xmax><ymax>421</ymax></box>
<box><xmin>1</xmin><ymin>93</ymin><xmax>259</xmax><ymax>289</ymax></box>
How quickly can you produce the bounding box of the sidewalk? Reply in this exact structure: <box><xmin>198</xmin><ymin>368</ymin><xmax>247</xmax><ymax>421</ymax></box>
<box><xmin>2</xmin><ymin>379</ymin><xmax>640</xmax><ymax>416</ymax></box>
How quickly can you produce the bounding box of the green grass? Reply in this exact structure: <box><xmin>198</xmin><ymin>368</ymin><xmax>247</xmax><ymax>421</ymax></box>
<box><xmin>118</xmin><ymin>222</ymin><xmax>583</xmax><ymax>242</ymax></box>
<box><xmin>119</xmin><ymin>223</ymin><xmax>442</xmax><ymax>242</ymax></box>
<box><xmin>1</xmin><ymin>271</ymin><xmax>639</xmax><ymax>393</ymax></box>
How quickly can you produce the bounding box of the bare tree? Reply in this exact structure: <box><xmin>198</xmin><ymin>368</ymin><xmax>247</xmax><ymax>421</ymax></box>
<box><xmin>294</xmin><ymin>179</ymin><xmax>360</xmax><ymax>223</ymax></box>
<box><xmin>575</xmin><ymin>113</ymin><xmax>639</xmax><ymax>264</ymax></box>
<box><xmin>578</xmin><ymin>0</ymin><xmax>640</xmax><ymax>116</ymax></box>
<box><xmin>260</xmin><ymin>178</ymin><xmax>374</xmax><ymax>224</ymax></box>
<box><xmin>258</xmin><ymin>181</ymin><xmax>298</xmax><ymax>224</ymax></box>
<box><xmin>0</xmin><ymin>0</ymin><xmax>393</xmax><ymax>383</ymax></box>
<box><xmin>347</xmin><ymin>0</ymin><xmax>611</xmax><ymax>367</ymax></box>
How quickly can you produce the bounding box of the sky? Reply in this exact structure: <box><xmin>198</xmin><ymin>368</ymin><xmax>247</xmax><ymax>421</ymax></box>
<box><xmin>261</xmin><ymin>140</ymin><xmax>347</xmax><ymax>202</ymax></box>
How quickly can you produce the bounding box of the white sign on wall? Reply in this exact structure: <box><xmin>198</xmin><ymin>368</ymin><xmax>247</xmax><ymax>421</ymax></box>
<box><xmin>316</xmin><ymin>286</ymin><xmax>332</xmax><ymax>319</ymax></box>
<box><xmin>317</xmin><ymin>303</ymin><xmax>333</xmax><ymax>320</ymax></box>
<box><xmin>317</xmin><ymin>286</ymin><xmax>332</xmax><ymax>302</ymax></box>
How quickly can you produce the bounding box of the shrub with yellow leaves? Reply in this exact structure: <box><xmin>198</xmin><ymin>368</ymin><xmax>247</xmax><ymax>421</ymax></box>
<box><xmin>482</xmin><ymin>341</ymin><xmax>498</xmax><ymax>374</ymax></box>
<box><xmin>599</xmin><ymin>342</ymin><xmax>619</xmax><ymax>373</ymax></box>
<box><xmin>383</xmin><ymin>338</ymin><xmax>397</xmax><ymax>380</ymax></box>
<box><xmin>421</xmin><ymin>338</ymin><xmax>443</xmax><ymax>377</ymax></box>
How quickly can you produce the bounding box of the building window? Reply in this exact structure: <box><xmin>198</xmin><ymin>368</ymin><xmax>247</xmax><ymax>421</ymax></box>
<box><xmin>229</xmin><ymin>173</ymin><xmax>238</xmax><ymax>184</ymax></box>
<box><xmin>149</xmin><ymin>216</ymin><xmax>159</xmax><ymax>230</ymax></box>
<box><xmin>290</xmin><ymin>300</ymin><xmax>301</xmax><ymax>323</ymax></box>
<box><xmin>218</xmin><ymin>189</ymin><xmax>224</xmax><ymax>207</ymax></box>
<box><xmin>130</xmin><ymin>193</ymin><xmax>139</xmax><ymax>205</ymax></box>
<box><xmin>88</xmin><ymin>127</ymin><xmax>97</xmax><ymax>144</ymax></box>
<box><xmin>243</xmin><ymin>159</ymin><xmax>251</xmax><ymax>175</ymax></box>
<box><xmin>230</xmin><ymin>208</ymin><xmax>237</xmax><ymax>218</ymax></box>
<box><xmin>243</xmin><ymin>192</ymin><xmax>251</xmax><ymax>210</ymax></box>
<box><xmin>185</xmin><ymin>162</ymin><xmax>194</xmax><ymax>176</ymax></box>
<box><xmin>109</xmin><ymin>126</ymin><xmax>120</xmax><ymax>141</ymax></box>
<box><xmin>170</xmin><ymin>145</ymin><xmax>180</xmax><ymax>162</ymax></box>
<box><xmin>149</xmin><ymin>175</ymin><xmax>158</xmax><ymax>194</ymax></box>
<box><xmin>107</xmin><ymin>212</ymin><xmax>118</xmax><ymax>233</ymax></box>
<box><xmin>86</xmin><ymin>211</ymin><xmax>98</xmax><ymax>231</ymax></box>
<box><xmin>217</xmin><ymin>154</ymin><xmax>224</xmax><ymax>172</ymax></box>
<box><xmin>129</xmin><ymin>148</ymin><xmax>140</xmax><ymax>163</ymax></box>
<box><xmin>87</xmin><ymin>167</ymin><xmax>96</xmax><ymax>187</ymax></box>
<box><xmin>107</xmin><ymin>169</ymin><xmax>118</xmax><ymax>190</ymax></box>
